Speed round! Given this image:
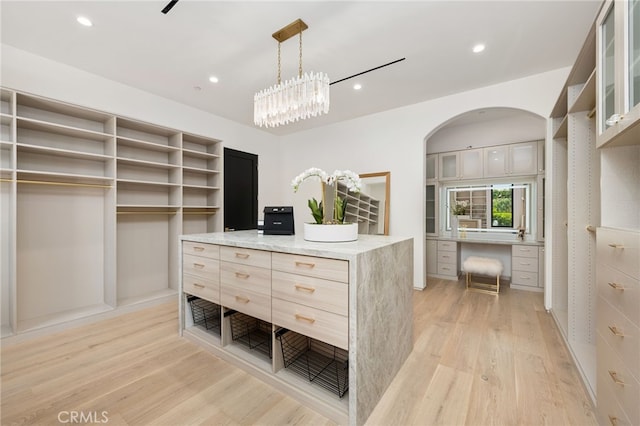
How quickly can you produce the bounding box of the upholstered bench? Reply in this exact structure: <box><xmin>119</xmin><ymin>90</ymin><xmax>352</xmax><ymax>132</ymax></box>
<box><xmin>462</xmin><ymin>256</ymin><xmax>503</xmax><ymax>295</ymax></box>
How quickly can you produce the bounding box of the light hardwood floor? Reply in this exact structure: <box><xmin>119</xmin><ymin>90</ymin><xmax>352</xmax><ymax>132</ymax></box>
<box><xmin>1</xmin><ymin>278</ymin><xmax>597</xmax><ymax>426</ymax></box>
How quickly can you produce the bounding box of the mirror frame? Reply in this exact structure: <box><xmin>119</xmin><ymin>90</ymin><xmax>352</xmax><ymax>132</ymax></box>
<box><xmin>359</xmin><ymin>171</ymin><xmax>391</xmax><ymax>235</ymax></box>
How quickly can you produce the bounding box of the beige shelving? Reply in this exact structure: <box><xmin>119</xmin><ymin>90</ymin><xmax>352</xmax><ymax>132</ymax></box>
<box><xmin>335</xmin><ymin>181</ymin><xmax>380</xmax><ymax>234</ymax></box>
<box><xmin>0</xmin><ymin>87</ymin><xmax>223</xmax><ymax>337</ymax></box>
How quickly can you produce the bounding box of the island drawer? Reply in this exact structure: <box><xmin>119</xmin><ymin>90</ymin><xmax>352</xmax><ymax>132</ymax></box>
<box><xmin>272</xmin><ymin>297</ymin><xmax>348</xmax><ymax>350</ymax></box>
<box><xmin>220</xmin><ymin>246</ymin><xmax>272</xmax><ymax>269</ymax></box>
<box><xmin>184</xmin><ymin>274</ymin><xmax>220</xmax><ymax>304</ymax></box>
<box><xmin>272</xmin><ymin>270</ymin><xmax>348</xmax><ymax>316</ymax></box>
<box><xmin>220</xmin><ymin>262</ymin><xmax>271</xmax><ymax>296</ymax></box>
<box><xmin>221</xmin><ymin>285</ymin><xmax>271</xmax><ymax>323</ymax></box>
<box><xmin>183</xmin><ymin>241</ymin><xmax>219</xmax><ymax>259</ymax></box>
<box><xmin>183</xmin><ymin>253</ymin><xmax>219</xmax><ymax>280</ymax></box>
<box><xmin>272</xmin><ymin>252</ymin><xmax>348</xmax><ymax>283</ymax></box>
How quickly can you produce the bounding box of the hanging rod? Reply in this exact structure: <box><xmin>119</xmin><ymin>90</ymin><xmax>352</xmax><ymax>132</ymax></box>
<box><xmin>14</xmin><ymin>179</ymin><xmax>112</xmax><ymax>189</ymax></box>
<box><xmin>587</xmin><ymin>107</ymin><xmax>596</xmax><ymax>119</ymax></box>
<box><xmin>117</xmin><ymin>211</ymin><xmax>177</xmax><ymax>215</ymax></box>
<box><xmin>183</xmin><ymin>211</ymin><xmax>217</xmax><ymax>215</ymax></box>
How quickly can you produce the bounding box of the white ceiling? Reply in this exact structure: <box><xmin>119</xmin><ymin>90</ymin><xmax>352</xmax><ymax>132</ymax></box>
<box><xmin>0</xmin><ymin>0</ymin><xmax>602</xmax><ymax>135</ymax></box>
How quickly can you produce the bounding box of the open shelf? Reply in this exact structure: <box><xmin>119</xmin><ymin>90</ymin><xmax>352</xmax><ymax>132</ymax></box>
<box><xmin>226</xmin><ymin>310</ymin><xmax>272</xmax><ymax>361</ymax></box>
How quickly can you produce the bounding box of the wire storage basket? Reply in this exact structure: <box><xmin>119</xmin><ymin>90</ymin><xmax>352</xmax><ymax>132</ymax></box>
<box><xmin>276</xmin><ymin>328</ymin><xmax>349</xmax><ymax>398</ymax></box>
<box><xmin>187</xmin><ymin>295</ymin><xmax>221</xmax><ymax>336</ymax></box>
<box><xmin>226</xmin><ymin>310</ymin><xmax>272</xmax><ymax>359</ymax></box>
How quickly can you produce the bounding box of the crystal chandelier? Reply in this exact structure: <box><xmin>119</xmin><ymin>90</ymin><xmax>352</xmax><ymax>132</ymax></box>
<box><xmin>254</xmin><ymin>19</ymin><xmax>330</xmax><ymax>128</ymax></box>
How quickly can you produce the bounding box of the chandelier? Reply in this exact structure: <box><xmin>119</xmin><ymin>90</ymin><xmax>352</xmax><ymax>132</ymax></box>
<box><xmin>254</xmin><ymin>19</ymin><xmax>330</xmax><ymax>128</ymax></box>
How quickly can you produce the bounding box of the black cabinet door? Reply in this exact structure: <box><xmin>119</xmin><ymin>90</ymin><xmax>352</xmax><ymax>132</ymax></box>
<box><xmin>224</xmin><ymin>148</ymin><xmax>258</xmax><ymax>231</ymax></box>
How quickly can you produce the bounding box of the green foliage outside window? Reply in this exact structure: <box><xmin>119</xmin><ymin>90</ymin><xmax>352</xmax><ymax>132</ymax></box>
<box><xmin>492</xmin><ymin>189</ymin><xmax>513</xmax><ymax>227</ymax></box>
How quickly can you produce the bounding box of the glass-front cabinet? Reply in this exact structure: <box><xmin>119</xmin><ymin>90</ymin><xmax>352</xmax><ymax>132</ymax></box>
<box><xmin>597</xmin><ymin>0</ymin><xmax>640</xmax><ymax>147</ymax></box>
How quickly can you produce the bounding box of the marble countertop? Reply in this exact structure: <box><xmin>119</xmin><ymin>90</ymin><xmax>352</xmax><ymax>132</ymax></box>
<box><xmin>181</xmin><ymin>230</ymin><xmax>413</xmax><ymax>260</ymax></box>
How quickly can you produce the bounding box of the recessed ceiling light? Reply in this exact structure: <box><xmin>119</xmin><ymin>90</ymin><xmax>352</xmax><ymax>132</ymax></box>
<box><xmin>353</xmin><ymin>83</ymin><xmax>362</xmax><ymax>90</ymax></box>
<box><xmin>209</xmin><ymin>76</ymin><xmax>219</xmax><ymax>84</ymax></box>
<box><xmin>77</xmin><ymin>16</ymin><xmax>92</xmax><ymax>27</ymax></box>
<box><xmin>472</xmin><ymin>44</ymin><xmax>485</xmax><ymax>53</ymax></box>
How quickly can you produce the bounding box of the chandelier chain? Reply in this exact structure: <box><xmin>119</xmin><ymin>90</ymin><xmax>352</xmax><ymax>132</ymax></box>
<box><xmin>277</xmin><ymin>42</ymin><xmax>282</xmax><ymax>85</ymax></box>
<box><xmin>298</xmin><ymin>30</ymin><xmax>303</xmax><ymax>78</ymax></box>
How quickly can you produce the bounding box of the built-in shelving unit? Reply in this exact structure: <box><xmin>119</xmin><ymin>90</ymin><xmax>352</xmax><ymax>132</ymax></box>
<box><xmin>548</xmin><ymin>19</ymin><xmax>599</xmax><ymax>402</ymax></box>
<box><xmin>0</xmin><ymin>87</ymin><xmax>223</xmax><ymax>338</ymax></box>
<box><xmin>336</xmin><ymin>181</ymin><xmax>380</xmax><ymax>234</ymax></box>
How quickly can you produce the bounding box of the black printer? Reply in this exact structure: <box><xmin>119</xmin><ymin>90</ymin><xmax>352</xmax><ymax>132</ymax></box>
<box><xmin>263</xmin><ymin>206</ymin><xmax>294</xmax><ymax>235</ymax></box>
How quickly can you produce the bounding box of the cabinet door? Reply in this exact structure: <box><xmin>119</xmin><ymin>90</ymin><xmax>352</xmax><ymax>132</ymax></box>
<box><xmin>484</xmin><ymin>146</ymin><xmax>508</xmax><ymax>177</ymax></box>
<box><xmin>509</xmin><ymin>142</ymin><xmax>537</xmax><ymax>176</ymax></box>
<box><xmin>439</xmin><ymin>152</ymin><xmax>458</xmax><ymax>180</ymax></box>
<box><xmin>597</xmin><ymin>0</ymin><xmax>619</xmax><ymax>141</ymax></box>
<box><xmin>426</xmin><ymin>154</ymin><xmax>438</xmax><ymax>181</ymax></box>
<box><xmin>460</xmin><ymin>149</ymin><xmax>483</xmax><ymax>179</ymax></box>
<box><xmin>426</xmin><ymin>239</ymin><xmax>437</xmax><ymax>276</ymax></box>
<box><xmin>425</xmin><ymin>183</ymin><xmax>437</xmax><ymax>235</ymax></box>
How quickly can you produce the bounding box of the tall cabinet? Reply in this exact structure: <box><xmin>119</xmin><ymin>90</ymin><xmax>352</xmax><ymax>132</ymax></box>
<box><xmin>595</xmin><ymin>1</ymin><xmax>640</xmax><ymax>425</ymax></box>
<box><xmin>0</xmin><ymin>88</ymin><xmax>222</xmax><ymax>338</ymax></box>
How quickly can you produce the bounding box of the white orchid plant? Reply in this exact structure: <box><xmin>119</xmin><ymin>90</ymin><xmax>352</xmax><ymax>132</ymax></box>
<box><xmin>292</xmin><ymin>167</ymin><xmax>362</xmax><ymax>224</ymax></box>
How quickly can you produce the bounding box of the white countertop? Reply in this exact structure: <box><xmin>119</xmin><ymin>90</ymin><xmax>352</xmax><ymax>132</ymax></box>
<box><xmin>181</xmin><ymin>230</ymin><xmax>413</xmax><ymax>260</ymax></box>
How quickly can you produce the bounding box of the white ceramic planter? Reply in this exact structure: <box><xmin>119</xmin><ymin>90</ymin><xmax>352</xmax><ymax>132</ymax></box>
<box><xmin>303</xmin><ymin>222</ymin><xmax>358</xmax><ymax>242</ymax></box>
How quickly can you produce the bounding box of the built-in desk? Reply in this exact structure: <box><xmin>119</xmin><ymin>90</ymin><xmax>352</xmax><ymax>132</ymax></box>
<box><xmin>426</xmin><ymin>236</ymin><xmax>544</xmax><ymax>291</ymax></box>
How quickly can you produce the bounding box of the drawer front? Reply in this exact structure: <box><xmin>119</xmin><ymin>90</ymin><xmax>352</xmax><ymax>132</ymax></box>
<box><xmin>183</xmin><ymin>241</ymin><xmax>219</xmax><ymax>259</ymax></box>
<box><xmin>183</xmin><ymin>274</ymin><xmax>220</xmax><ymax>304</ymax></box>
<box><xmin>437</xmin><ymin>240</ymin><xmax>457</xmax><ymax>252</ymax></box>
<box><xmin>272</xmin><ymin>252</ymin><xmax>348</xmax><ymax>283</ymax></box>
<box><xmin>437</xmin><ymin>263</ymin><xmax>457</xmax><ymax>277</ymax></box>
<box><xmin>183</xmin><ymin>253</ymin><xmax>220</xmax><ymax>280</ymax></box>
<box><xmin>220</xmin><ymin>246</ymin><xmax>272</xmax><ymax>269</ymax></box>
<box><xmin>598</xmin><ymin>262</ymin><xmax>640</xmax><ymax>328</ymax></box>
<box><xmin>221</xmin><ymin>285</ymin><xmax>271</xmax><ymax>323</ymax></box>
<box><xmin>598</xmin><ymin>228</ymin><xmax>640</xmax><ymax>280</ymax></box>
<box><xmin>512</xmin><ymin>255</ymin><xmax>538</xmax><ymax>273</ymax></box>
<box><xmin>597</xmin><ymin>363</ymin><xmax>635</xmax><ymax>426</ymax></box>
<box><xmin>597</xmin><ymin>296</ymin><xmax>640</xmax><ymax>381</ymax></box>
<box><xmin>597</xmin><ymin>332</ymin><xmax>640</xmax><ymax>426</ymax></box>
<box><xmin>272</xmin><ymin>270</ymin><xmax>348</xmax><ymax>316</ymax></box>
<box><xmin>437</xmin><ymin>251</ymin><xmax>457</xmax><ymax>265</ymax></box>
<box><xmin>511</xmin><ymin>270</ymin><xmax>538</xmax><ymax>287</ymax></box>
<box><xmin>511</xmin><ymin>245</ymin><xmax>538</xmax><ymax>259</ymax></box>
<box><xmin>272</xmin><ymin>297</ymin><xmax>348</xmax><ymax>350</ymax></box>
<box><xmin>220</xmin><ymin>262</ymin><xmax>271</xmax><ymax>296</ymax></box>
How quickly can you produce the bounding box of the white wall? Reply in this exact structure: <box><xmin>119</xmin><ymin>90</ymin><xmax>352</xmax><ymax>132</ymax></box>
<box><xmin>279</xmin><ymin>67</ymin><xmax>570</xmax><ymax>288</ymax></box>
<box><xmin>2</xmin><ymin>44</ymin><xmax>570</xmax><ymax>289</ymax></box>
<box><xmin>0</xmin><ymin>45</ymin><xmax>285</xmax><ymax>218</ymax></box>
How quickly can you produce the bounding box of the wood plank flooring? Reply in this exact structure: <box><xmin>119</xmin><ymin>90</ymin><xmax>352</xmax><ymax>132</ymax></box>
<box><xmin>1</xmin><ymin>278</ymin><xmax>597</xmax><ymax>425</ymax></box>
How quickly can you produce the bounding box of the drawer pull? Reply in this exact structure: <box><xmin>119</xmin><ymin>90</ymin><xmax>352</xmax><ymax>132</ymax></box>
<box><xmin>442</xmin><ymin>255</ymin><xmax>450</xmax><ymax>259</ymax></box>
<box><xmin>608</xmin><ymin>325</ymin><xmax>624</xmax><ymax>337</ymax></box>
<box><xmin>518</xmin><ymin>248</ymin><xmax>531</xmax><ymax>252</ymax></box>
<box><xmin>608</xmin><ymin>282</ymin><xmax>625</xmax><ymax>291</ymax></box>
<box><xmin>235</xmin><ymin>295</ymin><xmax>250</xmax><ymax>303</ymax></box>
<box><xmin>295</xmin><ymin>314</ymin><xmax>315</xmax><ymax>324</ymax></box>
<box><xmin>295</xmin><ymin>261</ymin><xmax>316</xmax><ymax>269</ymax></box>
<box><xmin>193</xmin><ymin>263</ymin><xmax>205</xmax><ymax>269</ymax></box>
<box><xmin>193</xmin><ymin>246</ymin><xmax>205</xmax><ymax>252</ymax></box>
<box><xmin>608</xmin><ymin>370</ymin><xmax>625</xmax><ymax>386</ymax></box>
<box><xmin>235</xmin><ymin>252</ymin><xmax>250</xmax><ymax>259</ymax></box>
<box><xmin>608</xmin><ymin>243</ymin><xmax>624</xmax><ymax>249</ymax></box>
<box><xmin>235</xmin><ymin>272</ymin><xmax>250</xmax><ymax>279</ymax></box>
<box><xmin>193</xmin><ymin>283</ymin><xmax>205</xmax><ymax>289</ymax></box>
<box><xmin>519</xmin><ymin>262</ymin><xmax>531</xmax><ymax>266</ymax></box>
<box><xmin>294</xmin><ymin>284</ymin><xmax>316</xmax><ymax>293</ymax></box>
<box><xmin>608</xmin><ymin>415</ymin><xmax>618</xmax><ymax>426</ymax></box>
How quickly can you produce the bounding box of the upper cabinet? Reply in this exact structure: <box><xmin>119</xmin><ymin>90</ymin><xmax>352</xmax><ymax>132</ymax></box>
<box><xmin>426</xmin><ymin>154</ymin><xmax>438</xmax><ymax>181</ymax></box>
<box><xmin>438</xmin><ymin>148</ymin><xmax>483</xmax><ymax>181</ymax></box>
<box><xmin>483</xmin><ymin>141</ymin><xmax>538</xmax><ymax>178</ymax></box>
<box><xmin>596</xmin><ymin>0</ymin><xmax>640</xmax><ymax>147</ymax></box>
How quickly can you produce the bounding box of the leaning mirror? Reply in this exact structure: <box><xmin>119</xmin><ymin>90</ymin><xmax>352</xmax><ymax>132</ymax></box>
<box><xmin>324</xmin><ymin>171</ymin><xmax>390</xmax><ymax>235</ymax></box>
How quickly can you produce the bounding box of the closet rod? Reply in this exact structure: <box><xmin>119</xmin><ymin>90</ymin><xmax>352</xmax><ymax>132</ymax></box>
<box><xmin>15</xmin><ymin>179</ymin><xmax>112</xmax><ymax>189</ymax></box>
<box><xmin>183</xmin><ymin>211</ymin><xmax>217</xmax><ymax>215</ymax></box>
<box><xmin>117</xmin><ymin>211</ymin><xmax>177</xmax><ymax>215</ymax></box>
<box><xmin>587</xmin><ymin>107</ymin><xmax>596</xmax><ymax>119</ymax></box>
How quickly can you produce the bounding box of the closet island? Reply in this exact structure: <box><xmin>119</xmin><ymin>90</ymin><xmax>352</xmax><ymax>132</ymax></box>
<box><xmin>178</xmin><ymin>230</ymin><xmax>414</xmax><ymax>426</ymax></box>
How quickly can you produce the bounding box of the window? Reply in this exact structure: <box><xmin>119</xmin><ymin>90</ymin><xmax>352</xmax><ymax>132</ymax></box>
<box><xmin>491</xmin><ymin>185</ymin><xmax>513</xmax><ymax>227</ymax></box>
